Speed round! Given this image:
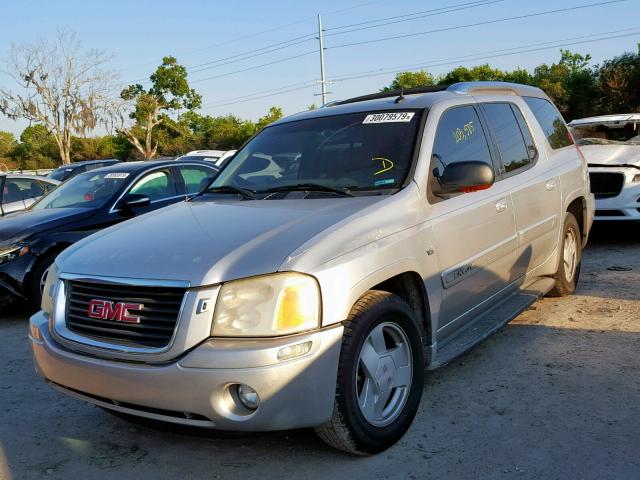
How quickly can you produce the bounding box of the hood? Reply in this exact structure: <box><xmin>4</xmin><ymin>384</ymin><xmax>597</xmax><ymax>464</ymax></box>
<box><xmin>580</xmin><ymin>144</ymin><xmax>640</xmax><ymax>167</ymax></box>
<box><xmin>58</xmin><ymin>197</ymin><xmax>385</xmax><ymax>286</ymax></box>
<box><xmin>0</xmin><ymin>208</ymin><xmax>96</xmax><ymax>246</ymax></box>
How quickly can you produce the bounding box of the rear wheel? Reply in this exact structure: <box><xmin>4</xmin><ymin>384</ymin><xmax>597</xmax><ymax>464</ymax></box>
<box><xmin>548</xmin><ymin>212</ymin><xmax>581</xmax><ymax>297</ymax></box>
<box><xmin>315</xmin><ymin>290</ymin><xmax>424</xmax><ymax>455</ymax></box>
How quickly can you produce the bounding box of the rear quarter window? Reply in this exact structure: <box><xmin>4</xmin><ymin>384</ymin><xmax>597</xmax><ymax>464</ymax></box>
<box><xmin>523</xmin><ymin>97</ymin><xmax>573</xmax><ymax>150</ymax></box>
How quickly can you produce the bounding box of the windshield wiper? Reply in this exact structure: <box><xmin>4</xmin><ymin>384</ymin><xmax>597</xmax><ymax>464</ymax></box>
<box><xmin>260</xmin><ymin>183</ymin><xmax>354</xmax><ymax>197</ymax></box>
<box><xmin>202</xmin><ymin>185</ymin><xmax>255</xmax><ymax>199</ymax></box>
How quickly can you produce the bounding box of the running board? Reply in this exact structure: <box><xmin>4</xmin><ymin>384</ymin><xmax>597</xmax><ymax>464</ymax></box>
<box><xmin>431</xmin><ymin>277</ymin><xmax>555</xmax><ymax>368</ymax></box>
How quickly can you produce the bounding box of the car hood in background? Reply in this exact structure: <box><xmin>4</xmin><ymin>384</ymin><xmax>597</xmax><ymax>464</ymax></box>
<box><xmin>58</xmin><ymin>197</ymin><xmax>386</xmax><ymax>286</ymax></box>
<box><xmin>0</xmin><ymin>208</ymin><xmax>96</xmax><ymax>245</ymax></box>
<box><xmin>580</xmin><ymin>144</ymin><xmax>640</xmax><ymax>167</ymax></box>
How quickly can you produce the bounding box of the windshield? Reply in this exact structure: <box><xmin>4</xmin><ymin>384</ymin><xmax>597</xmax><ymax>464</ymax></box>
<box><xmin>571</xmin><ymin>122</ymin><xmax>640</xmax><ymax>145</ymax></box>
<box><xmin>33</xmin><ymin>171</ymin><xmax>129</xmax><ymax>209</ymax></box>
<box><xmin>211</xmin><ymin>110</ymin><xmax>423</xmax><ymax>195</ymax></box>
<box><xmin>48</xmin><ymin>167</ymin><xmax>75</xmax><ymax>181</ymax></box>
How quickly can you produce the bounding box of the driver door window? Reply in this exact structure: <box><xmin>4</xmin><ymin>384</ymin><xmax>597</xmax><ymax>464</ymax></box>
<box><xmin>430</xmin><ymin>105</ymin><xmax>494</xmax><ymax>198</ymax></box>
<box><xmin>129</xmin><ymin>170</ymin><xmax>177</xmax><ymax>201</ymax></box>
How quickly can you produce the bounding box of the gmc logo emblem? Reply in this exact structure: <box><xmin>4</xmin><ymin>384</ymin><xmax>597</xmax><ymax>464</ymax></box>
<box><xmin>88</xmin><ymin>300</ymin><xmax>144</xmax><ymax>324</ymax></box>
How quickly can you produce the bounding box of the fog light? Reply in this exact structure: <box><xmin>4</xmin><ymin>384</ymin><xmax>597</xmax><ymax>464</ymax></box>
<box><xmin>277</xmin><ymin>341</ymin><xmax>312</xmax><ymax>361</ymax></box>
<box><xmin>237</xmin><ymin>384</ymin><xmax>259</xmax><ymax>410</ymax></box>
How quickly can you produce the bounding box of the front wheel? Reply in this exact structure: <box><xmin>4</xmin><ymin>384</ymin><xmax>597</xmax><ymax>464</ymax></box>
<box><xmin>315</xmin><ymin>290</ymin><xmax>425</xmax><ymax>455</ymax></box>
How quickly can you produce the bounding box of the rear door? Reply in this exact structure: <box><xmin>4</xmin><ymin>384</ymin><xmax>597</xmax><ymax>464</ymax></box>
<box><xmin>480</xmin><ymin>101</ymin><xmax>562</xmax><ymax>278</ymax></box>
<box><xmin>428</xmin><ymin>104</ymin><xmax>517</xmax><ymax>340</ymax></box>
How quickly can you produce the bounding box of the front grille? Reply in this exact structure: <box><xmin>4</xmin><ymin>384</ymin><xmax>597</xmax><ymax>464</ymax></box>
<box><xmin>589</xmin><ymin>172</ymin><xmax>624</xmax><ymax>199</ymax></box>
<box><xmin>65</xmin><ymin>280</ymin><xmax>186</xmax><ymax>348</ymax></box>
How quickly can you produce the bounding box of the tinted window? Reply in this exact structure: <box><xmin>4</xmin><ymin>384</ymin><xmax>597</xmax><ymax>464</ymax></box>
<box><xmin>511</xmin><ymin>105</ymin><xmax>538</xmax><ymax>161</ymax></box>
<box><xmin>179</xmin><ymin>166</ymin><xmax>214</xmax><ymax>194</ymax></box>
<box><xmin>482</xmin><ymin>103</ymin><xmax>530</xmax><ymax>173</ymax></box>
<box><xmin>39</xmin><ymin>181</ymin><xmax>57</xmax><ymax>194</ymax></box>
<box><xmin>48</xmin><ymin>167</ymin><xmax>75</xmax><ymax>181</ymax></box>
<box><xmin>523</xmin><ymin>97</ymin><xmax>572</xmax><ymax>149</ymax></box>
<box><xmin>431</xmin><ymin>105</ymin><xmax>493</xmax><ymax>181</ymax></box>
<box><xmin>129</xmin><ymin>170</ymin><xmax>177</xmax><ymax>201</ymax></box>
<box><xmin>2</xmin><ymin>179</ymin><xmax>44</xmax><ymax>202</ymax></box>
<box><xmin>213</xmin><ymin>110</ymin><xmax>423</xmax><ymax>193</ymax></box>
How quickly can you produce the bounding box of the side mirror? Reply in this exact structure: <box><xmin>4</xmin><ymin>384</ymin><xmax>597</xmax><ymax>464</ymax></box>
<box><xmin>117</xmin><ymin>193</ymin><xmax>150</xmax><ymax>211</ymax></box>
<box><xmin>434</xmin><ymin>161</ymin><xmax>495</xmax><ymax>195</ymax></box>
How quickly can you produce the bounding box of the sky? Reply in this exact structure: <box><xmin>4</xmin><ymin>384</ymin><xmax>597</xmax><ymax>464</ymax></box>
<box><xmin>0</xmin><ymin>0</ymin><xmax>639</xmax><ymax>136</ymax></box>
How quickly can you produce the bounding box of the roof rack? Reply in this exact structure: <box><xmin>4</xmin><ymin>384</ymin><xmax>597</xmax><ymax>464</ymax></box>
<box><xmin>447</xmin><ymin>81</ymin><xmax>545</xmax><ymax>97</ymax></box>
<box><xmin>332</xmin><ymin>85</ymin><xmax>450</xmax><ymax>106</ymax></box>
<box><xmin>330</xmin><ymin>81</ymin><xmax>547</xmax><ymax>107</ymax></box>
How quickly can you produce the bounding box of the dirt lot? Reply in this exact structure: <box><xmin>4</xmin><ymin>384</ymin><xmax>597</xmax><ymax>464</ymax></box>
<box><xmin>1</xmin><ymin>223</ymin><xmax>638</xmax><ymax>480</ymax></box>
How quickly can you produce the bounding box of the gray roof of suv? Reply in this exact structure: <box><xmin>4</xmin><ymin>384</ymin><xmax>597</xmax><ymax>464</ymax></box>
<box><xmin>272</xmin><ymin>82</ymin><xmax>548</xmax><ymax>126</ymax></box>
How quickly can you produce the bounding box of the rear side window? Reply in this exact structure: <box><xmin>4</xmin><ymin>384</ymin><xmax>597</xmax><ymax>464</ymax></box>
<box><xmin>482</xmin><ymin>103</ymin><xmax>531</xmax><ymax>174</ymax></box>
<box><xmin>523</xmin><ymin>97</ymin><xmax>572</xmax><ymax>149</ymax></box>
<box><xmin>431</xmin><ymin>105</ymin><xmax>493</xmax><ymax>178</ymax></box>
<box><xmin>179</xmin><ymin>166</ymin><xmax>214</xmax><ymax>194</ymax></box>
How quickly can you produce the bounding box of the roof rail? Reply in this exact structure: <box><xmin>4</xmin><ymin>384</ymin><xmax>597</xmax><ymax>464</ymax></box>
<box><xmin>447</xmin><ymin>81</ymin><xmax>546</xmax><ymax>97</ymax></box>
<box><xmin>332</xmin><ymin>85</ymin><xmax>450</xmax><ymax>106</ymax></box>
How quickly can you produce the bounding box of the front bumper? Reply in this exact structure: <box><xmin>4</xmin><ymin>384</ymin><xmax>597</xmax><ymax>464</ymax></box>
<box><xmin>0</xmin><ymin>253</ymin><xmax>36</xmax><ymax>301</ymax></box>
<box><xmin>590</xmin><ymin>167</ymin><xmax>640</xmax><ymax>221</ymax></box>
<box><xmin>30</xmin><ymin>311</ymin><xmax>344</xmax><ymax>431</ymax></box>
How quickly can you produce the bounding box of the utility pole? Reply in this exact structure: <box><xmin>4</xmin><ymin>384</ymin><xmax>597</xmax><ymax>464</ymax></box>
<box><xmin>317</xmin><ymin>13</ymin><xmax>328</xmax><ymax>106</ymax></box>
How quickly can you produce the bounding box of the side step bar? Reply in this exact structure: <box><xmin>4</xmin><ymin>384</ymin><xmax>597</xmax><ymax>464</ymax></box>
<box><xmin>431</xmin><ymin>277</ymin><xmax>555</xmax><ymax>368</ymax></box>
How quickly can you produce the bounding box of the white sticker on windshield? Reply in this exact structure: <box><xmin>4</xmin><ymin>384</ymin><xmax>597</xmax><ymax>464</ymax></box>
<box><xmin>105</xmin><ymin>173</ymin><xmax>130</xmax><ymax>179</ymax></box>
<box><xmin>363</xmin><ymin>112</ymin><xmax>415</xmax><ymax>124</ymax></box>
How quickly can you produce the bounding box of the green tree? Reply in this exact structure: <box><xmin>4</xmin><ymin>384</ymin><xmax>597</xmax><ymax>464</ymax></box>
<box><xmin>597</xmin><ymin>45</ymin><xmax>640</xmax><ymax>114</ymax></box>
<box><xmin>116</xmin><ymin>56</ymin><xmax>202</xmax><ymax>159</ymax></box>
<box><xmin>256</xmin><ymin>106</ymin><xmax>283</xmax><ymax>131</ymax></box>
<box><xmin>0</xmin><ymin>131</ymin><xmax>17</xmax><ymax>158</ymax></box>
<box><xmin>382</xmin><ymin>70</ymin><xmax>435</xmax><ymax>92</ymax></box>
<box><xmin>12</xmin><ymin>124</ymin><xmax>58</xmax><ymax>169</ymax></box>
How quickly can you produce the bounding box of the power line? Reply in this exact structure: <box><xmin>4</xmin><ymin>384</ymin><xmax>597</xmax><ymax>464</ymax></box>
<box><xmin>198</xmin><ymin>28</ymin><xmax>640</xmax><ymax>110</ymax></box>
<box><xmin>329</xmin><ymin>27</ymin><xmax>640</xmax><ymax>81</ymax></box>
<box><xmin>190</xmin><ymin>50</ymin><xmax>317</xmax><ymax>83</ymax></box>
<box><xmin>201</xmin><ymin>79</ymin><xmax>317</xmax><ymax>108</ymax></box>
<box><xmin>324</xmin><ymin>0</ymin><xmax>504</xmax><ymax>35</ymax></box>
<box><xmin>327</xmin><ymin>0</ymin><xmax>631</xmax><ymax>50</ymax></box>
<box><xmin>182</xmin><ymin>0</ymin><xmax>630</xmax><ymax>86</ymax></box>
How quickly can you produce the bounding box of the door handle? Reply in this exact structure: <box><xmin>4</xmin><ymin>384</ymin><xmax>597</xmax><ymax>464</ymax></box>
<box><xmin>495</xmin><ymin>198</ymin><xmax>508</xmax><ymax>213</ymax></box>
<box><xmin>545</xmin><ymin>179</ymin><xmax>557</xmax><ymax>191</ymax></box>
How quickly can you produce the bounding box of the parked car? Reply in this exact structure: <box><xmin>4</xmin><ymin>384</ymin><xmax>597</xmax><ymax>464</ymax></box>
<box><xmin>1</xmin><ymin>160</ymin><xmax>218</xmax><ymax>306</ymax></box>
<box><xmin>1</xmin><ymin>174</ymin><xmax>59</xmax><ymax>216</ymax></box>
<box><xmin>177</xmin><ymin>150</ymin><xmax>237</xmax><ymax>169</ymax></box>
<box><xmin>31</xmin><ymin>82</ymin><xmax>594</xmax><ymax>455</ymax></box>
<box><xmin>177</xmin><ymin>150</ymin><xmax>227</xmax><ymax>164</ymax></box>
<box><xmin>569</xmin><ymin>114</ymin><xmax>640</xmax><ymax>221</ymax></box>
<box><xmin>47</xmin><ymin>159</ymin><xmax>122</xmax><ymax>183</ymax></box>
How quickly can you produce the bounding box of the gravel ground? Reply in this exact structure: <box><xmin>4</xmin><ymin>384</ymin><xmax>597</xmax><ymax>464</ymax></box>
<box><xmin>1</xmin><ymin>223</ymin><xmax>638</xmax><ymax>480</ymax></box>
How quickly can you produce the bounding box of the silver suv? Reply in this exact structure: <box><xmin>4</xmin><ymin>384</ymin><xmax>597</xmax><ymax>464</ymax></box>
<box><xmin>30</xmin><ymin>82</ymin><xmax>594</xmax><ymax>455</ymax></box>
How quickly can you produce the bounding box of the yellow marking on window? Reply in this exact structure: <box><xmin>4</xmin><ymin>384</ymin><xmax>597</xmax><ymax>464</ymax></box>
<box><xmin>453</xmin><ymin>121</ymin><xmax>475</xmax><ymax>144</ymax></box>
<box><xmin>372</xmin><ymin>157</ymin><xmax>394</xmax><ymax>175</ymax></box>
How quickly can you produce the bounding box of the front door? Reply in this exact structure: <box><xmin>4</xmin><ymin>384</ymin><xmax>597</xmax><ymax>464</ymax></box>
<box><xmin>427</xmin><ymin>105</ymin><xmax>517</xmax><ymax>340</ymax></box>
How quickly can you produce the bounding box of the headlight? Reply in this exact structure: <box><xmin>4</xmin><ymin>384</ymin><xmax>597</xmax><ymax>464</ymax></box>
<box><xmin>41</xmin><ymin>261</ymin><xmax>60</xmax><ymax>315</ymax></box>
<box><xmin>211</xmin><ymin>272</ymin><xmax>320</xmax><ymax>337</ymax></box>
<box><xmin>0</xmin><ymin>244</ymin><xmax>28</xmax><ymax>264</ymax></box>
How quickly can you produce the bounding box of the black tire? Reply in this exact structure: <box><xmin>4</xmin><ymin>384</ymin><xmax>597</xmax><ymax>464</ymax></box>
<box><xmin>315</xmin><ymin>290</ymin><xmax>425</xmax><ymax>455</ymax></box>
<box><xmin>548</xmin><ymin>212</ymin><xmax>582</xmax><ymax>297</ymax></box>
<box><xmin>27</xmin><ymin>252</ymin><xmax>58</xmax><ymax>307</ymax></box>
